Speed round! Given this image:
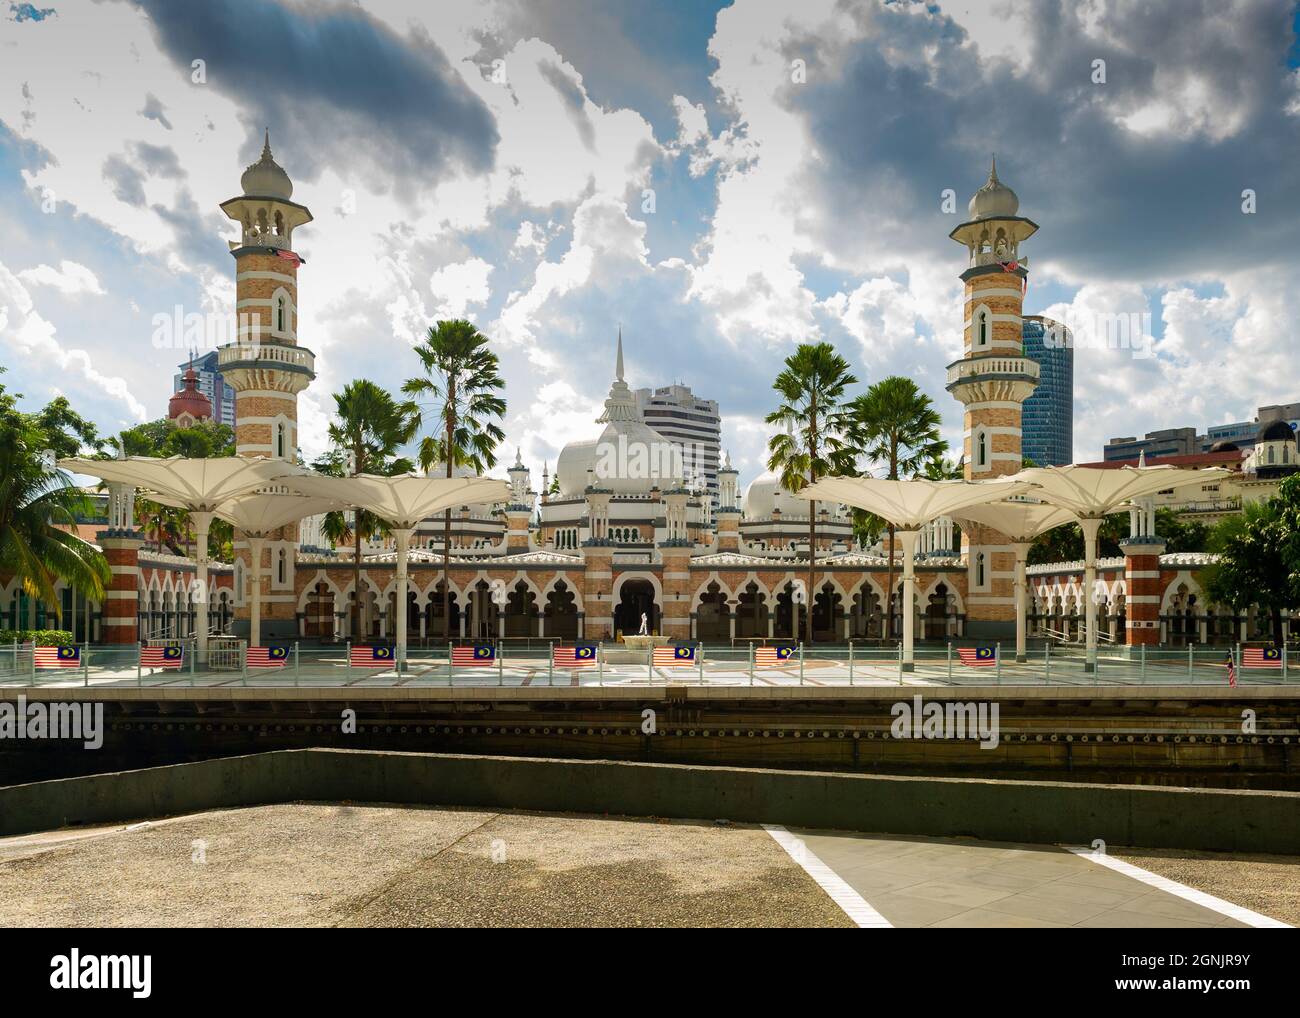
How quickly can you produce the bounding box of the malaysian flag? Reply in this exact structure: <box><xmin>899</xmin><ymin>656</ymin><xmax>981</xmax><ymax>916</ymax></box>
<box><xmin>350</xmin><ymin>645</ymin><xmax>394</xmax><ymax>668</ymax></box>
<box><xmin>140</xmin><ymin>645</ymin><xmax>184</xmax><ymax>670</ymax></box>
<box><xmin>755</xmin><ymin>645</ymin><xmax>795</xmax><ymax>666</ymax></box>
<box><xmin>957</xmin><ymin>646</ymin><xmax>997</xmax><ymax>668</ymax></box>
<box><xmin>247</xmin><ymin>645</ymin><xmax>289</xmax><ymax>669</ymax></box>
<box><xmin>1225</xmin><ymin>650</ymin><xmax>1237</xmax><ymax>688</ymax></box>
<box><xmin>274</xmin><ymin>249</ymin><xmax>302</xmax><ymax>267</ymax></box>
<box><xmin>653</xmin><ymin>645</ymin><xmax>696</xmax><ymax>667</ymax></box>
<box><xmin>34</xmin><ymin>645</ymin><xmax>80</xmax><ymax>669</ymax></box>
<box><xmin>1242</xmin><ymin>647</ymin><xmax>1283</xmax><ymax>670</ymax></box>
<box><xmin>451</xmin><ymin>644</ymin><xmax>496</xmax><ymax>667</ymax></box>
<box><xmin>553</xmin><ymin>644</ymin><xmax>597</xmax><ymax>667</ymax></box>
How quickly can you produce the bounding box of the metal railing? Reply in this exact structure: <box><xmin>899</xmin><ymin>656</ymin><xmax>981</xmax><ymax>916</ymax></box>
<box><xmin>1</xmin><ymin>639</ymin><xmax>1289</xmax><ymax>690</ymax></box>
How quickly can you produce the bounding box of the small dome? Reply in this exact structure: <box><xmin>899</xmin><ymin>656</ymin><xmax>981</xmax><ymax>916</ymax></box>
<box><xmin>168</xmin><ymin>365</ymin><xmax>211</xmax><ymax>423</ymax></box>
<box><xmin>240</xmin><ymin>130</ymin><xmax>293</xmax><ymax>200</ymax></box>
<box><xmin>968</xmin><ymin>156</ymin><xmax>1019</xmax><ymax>220</ymax></box>
<box><xmin>1208</xmin><ymin>440</ymin><xmax>1239</xmax><ymax>453</ymax></box>
<box><xmin>742</xmin><ymin>470</ymin><xmax>837</xmax><ymax>520</ymax></box>
<box><xmin>1257</xmin><ymin>420</ymin><xmax>1295</xmax><ymax>443</ymax></box>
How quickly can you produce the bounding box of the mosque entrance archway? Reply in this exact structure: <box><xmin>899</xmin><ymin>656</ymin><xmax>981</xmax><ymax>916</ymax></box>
<box><xmin>736</xmin><ymin>582</ymin><xmax>768</xmax><ymax>639</ymax></box>
<box><xmin>544</xmin><ymin>581</ymin><xmax>579</xmax><ymax>640</ymax></box>
<box><xmin>696</xmin><ymin>582</ymin><xmax>728</xmax><ymax>641</ymax></box>
<box><xmin>614</xmin><ymin>579</ymin><xmax>658</xmax><ymax>637</ymax></box>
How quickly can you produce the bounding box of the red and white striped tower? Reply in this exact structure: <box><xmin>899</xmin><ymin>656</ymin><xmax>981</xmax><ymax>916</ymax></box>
<box><xmin>946</xmin><ymin>158</ymin><xmax>1040</xmax><ymax>639</ymax></box>
<box><xmin>217</xmin><ymin>132</ymin><xmax>316</xmax><ymax>641</ymax></box>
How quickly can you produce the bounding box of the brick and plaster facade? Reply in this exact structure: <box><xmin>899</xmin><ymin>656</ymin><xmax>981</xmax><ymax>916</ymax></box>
<box><xmin>17</xmin><ymin>144</ymin><xmax>1292</xmax><ymax>651</ymax></box>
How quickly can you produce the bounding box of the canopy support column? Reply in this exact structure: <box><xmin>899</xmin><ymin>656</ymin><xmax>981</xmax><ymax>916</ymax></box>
<box><xmin>1014</xmin><ymin>541</ymin><xmax>1030</xmax><ymax>663</ymax></box>
<box><xmin>394</xmin><ymin>528</ymin><xmax>413</xmax><ymax>667</ymax></box>
<box><xmin>192</xmin><ymin>511</ymin><xmax>213</xmax><ymax>664</ymax></box>
<box><xmin>1080</xmin><ymin>516</ymin><xmax>1102</xmax><ymax>673</ymax></box>
<box><xmin>899</xmin><ymin>529</ymin><xmax>918</xmax><ymax>672</ymax></box>
<box><xmin>247</xmin><ymin>536</ymin><xmax>265</xmax><ymax>648</ymax></box>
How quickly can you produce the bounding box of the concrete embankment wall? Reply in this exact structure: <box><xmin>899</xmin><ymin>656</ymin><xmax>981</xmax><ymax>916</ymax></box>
<box><xmin>2</xmin><ymin>749</ymin><xmax>1297</xmax><ymax>854</ymax></box>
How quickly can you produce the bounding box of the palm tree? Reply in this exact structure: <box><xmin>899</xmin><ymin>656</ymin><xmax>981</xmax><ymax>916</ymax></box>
<box><xmin>765</xmin><ymin>342</ymin><xmax>857</xmax><ymax>645</ymax></box>
<box><xmin>0</xmin><ymin>413</ymin><xmax>110</xmax><ymax>630</ymax></box>
<box><xmin>845</xmin><ymin>377</ymin><xmax>946</xmax><ymax>640</ymax></box>
<box><xmin>402</xmin><ymin>320</ymin><xmax>506</xmax><ymax>639</ymax></box>
<box><xmin>318</xmin><ymin>381</ymin><xmax>417</xmax><ymax>640</ymax></box>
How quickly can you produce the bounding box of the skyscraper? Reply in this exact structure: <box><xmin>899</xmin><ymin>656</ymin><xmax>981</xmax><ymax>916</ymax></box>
<box><xmin>1021</xmin><ymin>315</ymin><xmax>1073</xmax><ymax>466</ymax></box>
<box><xmin>633</xmin><ymin>382</ymin><xmax>722</xmax><ymax>509</ymax></box>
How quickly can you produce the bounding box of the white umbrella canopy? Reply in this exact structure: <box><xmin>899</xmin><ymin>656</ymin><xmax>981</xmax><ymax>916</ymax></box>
<box><xmin>1006</xmin><ymin>465</ymin><xmax>1231</xmax><ymax>668</ymax></box>
<box><xmin>948</xmin><ymin>501</ymin><xmax>1076</xmax><ymax>541</ymax></box>
<box><xmin>801</xmin><ymin>477</ymin><xmax>1036</xmax><ymax>669</ymax></box>
<box><xmin>284</xmin><ymin>473</ymin><xmax>510</xmax><ymax>527</ymax></box>
<box><xmin>60</xmin><ymin>455</ymin><xmax>306</xmax><ymax>657</ymax></box>
<box><xmin>286</xmin><ymin>473</ymin><xmax>511</xmax><ymax>665</ymax></box>
<box><xmin>200</xmin><ymin>492</ymin><xmax>347</xmax><ymax>649</ymax></box>
<box><xmin>950</xmin><ymin>501</ymin><xmax>1077</xmax><ymax>661</ymax></box>
<box><xmin>800</xmin><ymin>476</ymin><xmax>1037</xmax><ymax>529</ymax></box>
<box><xmin>59</xmin><ymin>455</ymin><xmax>302</xmax><ymax>511</ymax></box>
<box><xmin>1005</xmin><ymin>464</ymin><xmax>1231</xmax><ymax>517</ymax></box>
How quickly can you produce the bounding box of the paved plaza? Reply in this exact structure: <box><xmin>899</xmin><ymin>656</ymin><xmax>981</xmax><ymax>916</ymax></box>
<box><xmin>0</xmin><ymin>803</ymin><xmax>1289</xmax><ymax>928</ymax></box>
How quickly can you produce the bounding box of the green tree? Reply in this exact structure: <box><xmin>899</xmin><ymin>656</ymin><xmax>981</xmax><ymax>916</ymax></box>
<box><xmin>844</xmin><ymin>377</ymin><xmax>946</xmax><ymax>638</ymax></box>
<box><xmin>1154</xmin><ymin>508</ymin><xmax>1210</xmax><ymax>554</ymax></box>
<box><xmin>317</xmin><ymin>381</ymin><xmax>418</xmax><ymax>639</ymax></box>
<box><xmin>0</xmin><ymin>376</ymin><xmax>110</xmax><ymax>624</ymax></box>
<box><xmin>765</xmin><ymin>342</ymin><xmax>857</xmax><ymax>644</ymax></box>
<box><xmin>1028</xmin><ymin>514</ymin><xmax>1126</xmax><ymax>566</ymax></box>
<box><xmin>101</xmin><ymin>418</ymin><xmax>236</xmax><ymax>558</ymax></box>
<box><xmin>1204</xmin><ymin>478</ymin><xmax>1300</xmax><ymax>648</ymax></box>
<box><xmin>402</xmin><ymin>320</ymin><xmax>506</xmax><ymax>638</ymax></box>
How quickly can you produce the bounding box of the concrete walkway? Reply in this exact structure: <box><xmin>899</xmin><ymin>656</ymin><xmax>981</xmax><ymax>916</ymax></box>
<box><xmin>775</xmin><ymin>829</ymin><xmax>1286</xmax><ymax>927</ymax></box>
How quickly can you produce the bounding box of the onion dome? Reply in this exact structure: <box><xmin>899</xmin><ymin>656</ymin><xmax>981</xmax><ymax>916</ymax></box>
<box><xmin>240</xmin><ymin>129</ymin><xmax>293</xmax><ymax>200</ymax></box>
<box><xmin>967</xmin><ymin>155</ymin><xmax>1019</xmax><ymax>220</ymax></box>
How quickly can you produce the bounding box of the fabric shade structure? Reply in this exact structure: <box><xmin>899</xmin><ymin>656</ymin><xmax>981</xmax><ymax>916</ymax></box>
<box><xmin>948</xmin><ymin>501</ymin><xmax>1076</xmax><ymax>661</ymax></box>
<box><xmin>1006</xmin><ymin>465</ymin><xmax>1231</xmax><ymax>668</ymax></box>
<box><xmin>198</xmin><ymin>492</ymin><xmax>348</xmax><ymax>648</ymax></box>
<box><xmin>800</xmin><ymin>477</ymin><xmax>1035</xmax><ymax>669</ymax></box>
<box><xmin>285</xmin><ymin>473</ymin><xmax>511</xmax><ymax>663</ymax></box>
<box><xmin>59</xmin><ymin>455</ymin><xmax>302</xmax><ymax>658</ymax></box>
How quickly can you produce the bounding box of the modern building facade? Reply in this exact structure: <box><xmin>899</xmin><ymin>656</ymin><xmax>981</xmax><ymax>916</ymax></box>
<box><xmin>1106</xmin><ymin>402</ymin><xmax>1300</xmax><ymax>461</ymax></box>
<box><xmin>1020</xmin><ymin>314</ymin><xmax>1073</xmax><ymax>466</ymax></box>
<box><xmin>174</xmin><ymin>349</ymin><xmax>237</xmax><ymax>427</ymax></box>
<box><xmin>633</xmin><ymin>381</ymin><xmax>722</xmax><ymax>510</ymax></box>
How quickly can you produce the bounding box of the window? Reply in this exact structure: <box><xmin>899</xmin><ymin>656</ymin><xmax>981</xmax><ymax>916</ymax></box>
<box><xmin>277</xmin><ymin>549</ymin><xmax>287</xmax><ymax>585</ymax></box>
<box><xmin>976</xmin><ymin>553</ymin><xmax>986</xmax><ymax>588</ymax></box>
<box><xmin>977</xmin><ymin>431</ymin><xmax>987</xmax><ymax>468</ymax></box>
<box><xmin>276</xmin><ymin>297</ymin><xmax>285</xmax><ymax>332</ymax></box>
<box><xmin>275</xmin><ymin>423</ymin><xmax>286</xmax><ymax>459</ymax></box>
<box><xmin>978</xmin><ymin>311</ymin><xmax>988</xmax><ymax>346</ymax></box>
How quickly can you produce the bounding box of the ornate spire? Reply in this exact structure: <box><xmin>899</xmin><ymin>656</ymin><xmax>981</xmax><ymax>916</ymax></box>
<box><xmin>597</xmin><ymin>329</ymin><xmax>639</xmax><ymax>423</ymax></box>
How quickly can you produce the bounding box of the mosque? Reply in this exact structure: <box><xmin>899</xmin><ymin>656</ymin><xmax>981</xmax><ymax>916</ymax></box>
<box><xmin>8</xmin><ymin>141</ymin><xmax>1296</xmax><ymax>648</ymax></box>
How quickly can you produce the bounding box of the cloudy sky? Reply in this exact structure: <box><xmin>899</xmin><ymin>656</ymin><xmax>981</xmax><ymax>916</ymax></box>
<box><xmin>2</xmin><ymin>0</ymin><xmax>1298</xmax><ymax>488</ymax></box>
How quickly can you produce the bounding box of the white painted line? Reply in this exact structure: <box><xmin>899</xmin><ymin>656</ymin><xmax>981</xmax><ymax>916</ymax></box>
<box><xmin>763</xmin><ymin>824</ymin><xmax>893</xmax><ymax>928</ymax></box>
<box><xmin>1067</xmin><ymin>847</ymin><xmax>1292</xmax><ymax>928</ymax></box>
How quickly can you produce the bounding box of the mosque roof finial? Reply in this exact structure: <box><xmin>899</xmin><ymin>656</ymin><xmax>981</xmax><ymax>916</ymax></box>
<box><xmin>616</xmin><ymin>325</ymin><xmax>624</xmax><ymax>382</ymax></box>
<box><xmin>241</xmin><ymin>127</ymin><xmax>293</xmax><ymax>200</ymax></box>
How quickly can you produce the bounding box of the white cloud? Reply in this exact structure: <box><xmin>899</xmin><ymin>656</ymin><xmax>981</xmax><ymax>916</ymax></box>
<box><xmin>428</xmin><ymin>257</ymin><xmax>493</xmax><ymax>320</ymax></box>
<box><xmin>16</xmin><ymin>260</ymin><xmax>105</xmax><ymax>296</ymax></box>
<box><xmin>0</xmin><ymin>261</ymin><xmax>148</xmax><ymax>422</ymax></box>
